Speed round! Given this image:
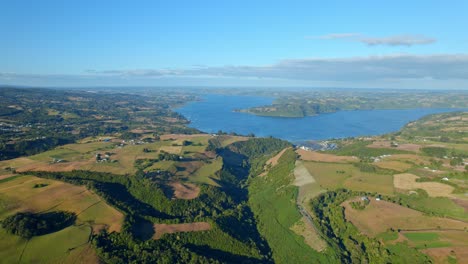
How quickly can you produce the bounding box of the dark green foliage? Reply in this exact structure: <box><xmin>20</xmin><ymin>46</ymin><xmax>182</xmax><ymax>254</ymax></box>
<box><xmin>1</xmin><ymin>211</ymin><xmax>76</xmax><ymax>238</ymax></box>
<box><xmin>350</xmin><ymin>199</ymin><xmax>369</xmax><ymax>210</ymax></box>
<box><xmin>421</xmin><ymin>147</ymin><xmax>448</xmax><ymax>158</ymax></box>
<box><xmin>33</xmin><ymin>183</ymin><xmax>49</xmax><ymax>188</ymax></box>
<box><xmin>92</xmin><ymin>230</ymin><xmax>218</xmax><ymax>264</ymax></box>
<box><xmin>249</xmin><ymin>148</ymin><xmax>337</xmax><ymax>263</ymax></box>
<box><xmin>353</xmin><ymin>161</ymin><xmax>395</xmax><ymax>174</ymax></box>
<box><xmin>158</xmin><ymin>151</ymin><xmax>180</xmax><ymax>161</ymax></box>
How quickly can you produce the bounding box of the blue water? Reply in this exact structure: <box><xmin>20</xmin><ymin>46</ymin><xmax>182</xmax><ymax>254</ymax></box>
<box><xmin>176</xmin><ymin>94</ymin><xmax>464</xmax><ymax>142</ymax></box>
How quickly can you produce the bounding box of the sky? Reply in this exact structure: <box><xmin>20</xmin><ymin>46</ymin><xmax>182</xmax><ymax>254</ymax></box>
<box><xmin>1</xmin><ymin>0</ymin><xmax>468</xmax><ymax>89</ymax></box>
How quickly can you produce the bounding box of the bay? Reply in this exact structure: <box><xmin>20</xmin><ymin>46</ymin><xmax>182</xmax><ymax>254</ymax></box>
<box><xmin>176</xmin><ymin>94</ymin><xmax>465</xmax><ymax>142</ymax></box>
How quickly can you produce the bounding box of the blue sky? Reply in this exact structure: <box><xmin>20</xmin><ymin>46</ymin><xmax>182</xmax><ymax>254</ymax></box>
<box><xmin>1</xmin><ymin>0</ymin><xmax>468</xmax><ymax>89</ymax></box>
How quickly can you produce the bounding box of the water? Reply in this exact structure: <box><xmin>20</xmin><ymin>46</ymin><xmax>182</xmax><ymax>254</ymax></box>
<box><xmin>176</xmin><ymin>94</ymin><xmax>464</xmax><ymax>142</ymax></box>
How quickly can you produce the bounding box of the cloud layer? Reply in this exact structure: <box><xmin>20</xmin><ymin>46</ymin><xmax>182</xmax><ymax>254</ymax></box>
<box><xmin>83</xmin><ymin>54</ymin><xmax>468</xmax><ymax>81</ymax></box>
<box><xmin>312</xmin><ymin>33</ymin><xmax>436</xmax><ymax>46</ymax></box>
<box><xmin>2</xmin><ymin>54</ymin><xmax>467</xmax><ymax>88</ymax></box>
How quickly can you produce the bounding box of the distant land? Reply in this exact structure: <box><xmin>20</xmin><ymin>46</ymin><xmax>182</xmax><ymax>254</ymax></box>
<box><xmin>235</xmin><ymin>90</ymin><xmax>468</xmax><ymax>117</ymax></box>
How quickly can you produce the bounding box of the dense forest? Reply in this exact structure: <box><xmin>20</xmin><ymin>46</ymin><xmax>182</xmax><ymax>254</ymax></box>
<box><xmin>1</xmin><ymin>211</ymin><xmax>77</xmax><ymax>239</ymax></box>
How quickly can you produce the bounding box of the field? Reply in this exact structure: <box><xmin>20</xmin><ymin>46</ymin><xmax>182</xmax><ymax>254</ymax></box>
<box><xmin>292</xmin><ymin>160</ymin><xmax>327</xmax><ymax>251</ymax></box>
<box><xmin>0</xmin><ymin>175</ymin><xmax>123</xmax><ymax>231</ymax></box>
<box><xmin>169</xmin><ymin>181</ymin><xmax>200</xmax><ymax>199</ymax></box>
<box><xmin>374</xmin><ymin>160</ymin><xmax>413</xmax><ymax>172</ymax></box>
<box><xmin>368</xmin><ymin>140</ymin><xmax>421</xmax><ymax>152</ymax></box>
<box><xmin>0</xmin><ymin>175</ymin><xmax>123</xmax><ymax>263</ymax></box>
<box><xmin>296</xmin><ymin>148</ymin><xmax>357</xmax><ymax>163</ymax></box>
<box><xmin>190</xmin><ymin>157</ymin><xmax>223</xmax><ymax>185</ymax></box>
<box><xmin>343</xmin><ymin>199</ymin><xmax>468</xmax><ymax>237</ymax></box>
<box><xmin>153</xmin><ymin>222</ymin><xmax>211</xmax><ymax>239</ymax></box>
<box><xmin>303</xmin><ymin>161</ymin><xmax>394</xmax><ymax>195</ymax></box>
<box><xmin>0</xmin><ymin>225</ymin><xmax>99</xmax><ymax>264</ymax></box>
<box><xmin>394</xmin><ymin>173</ymin><xmax>455</xmax><ymax>198</ymax></box>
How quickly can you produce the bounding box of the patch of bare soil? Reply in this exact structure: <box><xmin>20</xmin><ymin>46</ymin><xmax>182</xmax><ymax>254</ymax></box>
<box><xmin>290</xmin><ymin>217</ymin><xmax>327</xmax><ymax>252</ymax></box>
<box><xmin>394</xmin><ymin>173</ymin><xmax>455</xmax><ymax>198</ymax></box>
<box><xmin>160</xmin><ymin>134</ymin><xmax>208</xmax><ymax>140</ymax></box>
<box><xmin>0</xmin><ymin>174</ymin><xmax>16</xmax><ymax>180</ymax></box>
<box><xmin>368</xmin><ymin>140</ymin><xmax>421</xmax><ymax>152</ymax></box>
<box><xmin>296</xmin><ymin>149</ymin><xmax>357</xmax><ymax>163</ymax></box>
<box><xmin>177</xmin><ymin>161</ymin><xmax>204</xmax><ymax>175</ymax></box>
<box><xmin>169</xmin><ymin>182</ymin><xmax>200</xmax><ymax>199</ymax></box>
<box><xmin>342</xmin><ymin>199</ymin><xmax>468</xmax><ymax>237</ymax></box>
<box><xmin>16</xmin><ymin>160</ymin><xmax>92</xmax><ymax>173</ymax></box>
<box><xmin>267</xmin><ymin>148</ymin><xmax>290</xmax><ymax>167</ymax></box>
<box><xmin>293</xmin><ymin>160</ymin><xmax>315</xmax><ymax>187</ymax></box>
<box><xmin>422</xmin><ymin>246</ymin><xmax>468</xmax><ymax>264</ymax></box>
<box><xmin>453</xmin><ymin>199</ymin><xmax>468</xmax><ymax>212</ymax></box>
<box><xmin>153</xmin><ymin>222</ymin><xmax>211</xmax><ymax>239</ymax></box>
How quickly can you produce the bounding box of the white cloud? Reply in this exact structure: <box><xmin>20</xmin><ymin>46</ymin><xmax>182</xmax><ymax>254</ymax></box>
<box><xmin>2</xmin><ymin>54</ymin><xmax>468</xmax><ymax>89</ymax></box>
<box><xmin>85</xmin><ymin>54</ymin><xmax>468</xmax><ymax>81</ymax></box>
<box><xmin>360</xmin><ymin>35</ymin><xmax>436</xmax><ymax>46</ymax></box>
<box><xmin>311</xmin><ymin>33</ymin><xmax>436</xmax><ymax>46</ymax></box>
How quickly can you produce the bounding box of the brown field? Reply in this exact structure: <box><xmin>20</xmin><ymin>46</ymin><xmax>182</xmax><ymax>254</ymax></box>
<box><xmin>453</xmin><ymin>199</ymin><xmax>468</xmax><ymax>212</ymax></box>
<box><xmin>15</xmin><ymin>160</ymin><xmax>92</xmax><ymax>173</ymax></box>
<box><xmin>215</xmin><ymin>135</ymin><xmax>249</xmax><ymax>147</ymax></box>
<box><xmin>177</xmin><ymin>161</ymin><xmax>204</xmax><ymax>175</ymax></box>
<box><xmin>130</xmin><ymin>129</ymin><xmax>154</xmax><ymax>134</ymax></box>
<box><xmin>0</xmin><ymin>175</ymin><xmax>124</xmax><ymax>232</ymax></box>
<box><xmin>394</xmin><ymin>173</ymin><xmax>455</xmax><ymax>198</ymax></box>
<box><xmin>290</xmin><ymin>217</ymin><xmax>327</xmax><ymax>252</ymax></box>
<box><xmin>169</xmin><ymin>182</ymin><xmax>200</xmax><ymax>199</ymax></box>
<box><xmin>0</xmin><ymin>157</ymin><xmax>42</xmax><ymax>170</ymax></box>
<box><xmin>368</xmin><ymin>140</ymin><xmax>421</xmax><ymax>152</ymax></box>
<box><xmin>385</xmin><ymin>154</ymin><xmax>431</xmax><ymax>166</ymax></box>
<box><xmin>0</xmin><ymin>174</ymin><xmax>15</xmax><ymax>180</ymax></box>
<box><xmin>260</xmin><ymin>147</ymin><xmax>290</xmax><ymax>176</ymax></box>
<box><xmin>422</xmin><ymin>246</ymin><xmax>468</xmax><ymax>264</ymax></box>
<box><xmin>266</xmin><ymin>147</ymin><xmax>290</xmax><ymax>167</ymax></box>
<box><xmin>374</xmin><ymin>160</ymin><xmax>413</xmax><ymax>172</ymax></box>
<box><xmin>343</xmin><ymin>199</ymin><xmax>468</xmax><ymax>237</ymax></box>
<box><xmin>296</xmin><ymin>149</ymin><xmax>357</xmax><ymax>163</ymax></box>
<box><xmin>153</xmin><ymin>222</ymin><xmax>211</xmax><ymax>239</ymax></box>
<box><xmin>160</xmin><ymin>145</ymin><xmax>182</xmax><ymax>154</ymax></box>
<box><xmin>159</xmin><ymin>133</ymin><xmax>208</xmax><ymax>140</ymax></box>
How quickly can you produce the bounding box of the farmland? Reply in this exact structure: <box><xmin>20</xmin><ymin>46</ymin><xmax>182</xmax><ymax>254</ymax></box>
<box><xmin>0</xmin><ymin>87</ymin><xmax>466</xmax><ymax>263</ymax></box>
<box><xmin>299</xmin><ymin>111</ymin><xmax>468</xmax><ymax>263</ymax></box>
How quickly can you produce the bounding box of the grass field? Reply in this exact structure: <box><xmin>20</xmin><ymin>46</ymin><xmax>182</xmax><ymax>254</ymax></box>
<box><xmin>394</xmin><ymin>173</ymin><xmax>455</xmax><ymax>198</ymax></box>
<box><xmin>376</xmin><ymin>230</ymin><xmax>399</xmax><ymax>242</ymax></box>
<box><xmin>0</xmin><ymin>225</ymin><xmax>98</xmax><ymax>264</ymax></box>
<box><xmin>303</xmin><ymin>161</ymin><xmax>394</xmax><ymax>195</ymax></box>
<box><xmin>0</xmin><ymin>175</ymin><xmax>123</xmax><ymax>231</ymax></box>
<box><xmin>0</xmin><ymin>175</ymin><xmax>123</xmax><ymax>263</ymax></box>
<box><xmin>292</xmin><ymin>160</ymin><xmax>327</xmax><ymax>251</ymax></box>
<box><xmin>343</xmin><ymin>199</ymin><xmax>468</xmax><ymax>237</ymax></box>
<box><xmin>190</xmin><ymin>157</ymin><xmax>223</xmax><ymax>186</ymax></box>
<box><xmin>296</xmin><ymin>149</ymin><xmax>357</xmax><ymax>163</ymax></box>
<box><xmin>404</xmin><ymin>232</ymin><xmax>453</xmax><ymax>249</ymax></box>
<box><xmin>374</xmin><ymin>160</ymin><xmax>413</xmax><ymax>172</ymax></box>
